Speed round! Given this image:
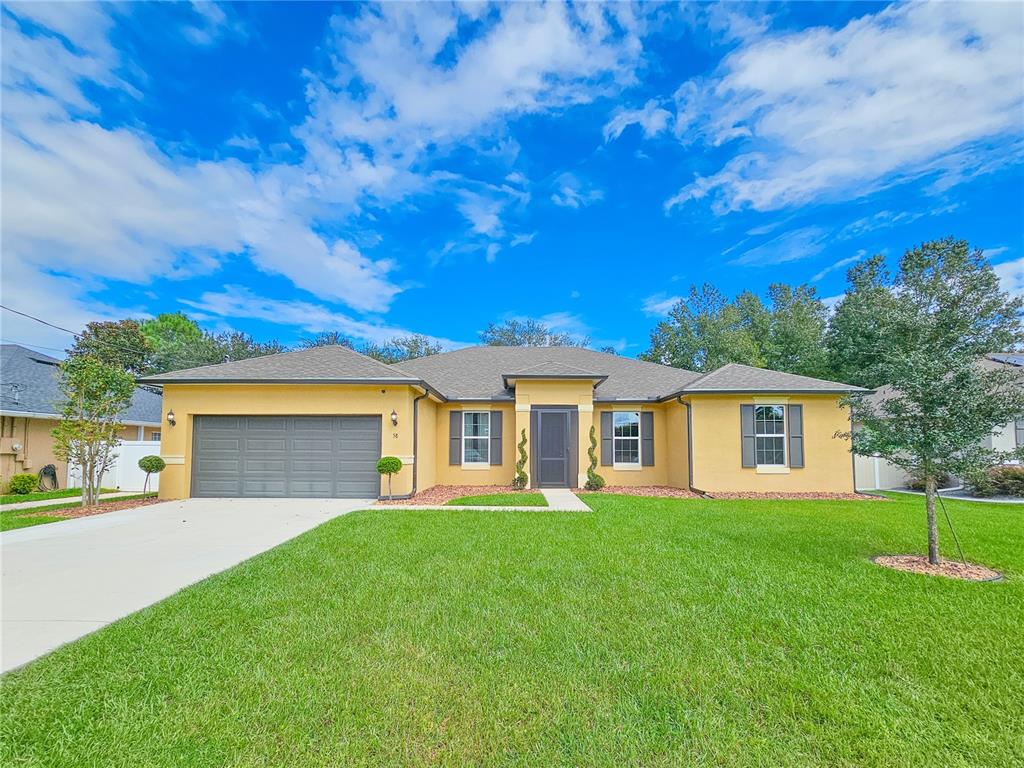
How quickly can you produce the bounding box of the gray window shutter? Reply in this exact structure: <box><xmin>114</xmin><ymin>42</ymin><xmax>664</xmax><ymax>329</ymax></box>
<box><xmin>449</xmin><ymin>411</ymin><xmax>462</xmax><ymax>465</ymax></box>
<box><xmin>600</xmin><ymin>411</ymin><xmax>613</xmax><ymax>466</ymax></box>
<box><xmin>741</xmin><ymin>404</ymin><xmax>756</xmax><ymax>468</ymax></box>
<box><xmin>641</xmin><ymin>411</ymin><xmax>654</xmax><ymax>466</ymax></box>
<box><xmin>1016</xmin><ymin>417</ymin><xmax>1024</xmax><ymax>448</ymax></box>
<box><xmin>489</xmin><ymin>411</ymin><xmax>503</xmax><ymax>465</ymax></box>
<box><xmin>788</xmin><ymin>404</ymin><xmax>804</xmax><ymax>468</ymax></box>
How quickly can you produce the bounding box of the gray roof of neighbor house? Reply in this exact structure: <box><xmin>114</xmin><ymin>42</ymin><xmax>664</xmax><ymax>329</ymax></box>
<box><xmin>864</xmin><ymin>354</ymin><xmax>1024</xmax><ymax>408</ymax></box>
<box><xmin>0</xmin><ymin>344</ymin><xmax>162</xmax><ymax>423</ymax></box>
<box><xmin>140</xmin><ymin>343</ymin><xmax>865</xmax><ymax>402</ymax></box>
<box><xmin>139</xmin><ymin>344</ymin><xmax>421</xmax><ymax>385</ymax></box>
<box><xmin>989</xmin><ymin>352</ymin><xmax>1024</xmax><ymax>367</ymax></box>
<box><xmin>668</xmin><ymin>363</ymin><xmax>869</xmax><ymax>397</ymax></box>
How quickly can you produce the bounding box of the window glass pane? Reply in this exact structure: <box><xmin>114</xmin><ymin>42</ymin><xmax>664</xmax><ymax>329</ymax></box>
<box><xmin>755</xmin><ymin>436</ymin><xmax>785</xmax><ymax>465</ymax></box>
<box><xmin>613</xmin><ymin>411</ymin><xmax>639</xmax><ymax>437</ymax></box>
<box><xmin>464</xmin><ymin>437</ymin><xmax>489</xmax><ymax>463</ymax></box>
<box><xmin>755</xmin><ymin>405</ymin><xmax>785</xmax><ymax>435</ymax></box>
<box><xmin>614</xmin><ymin>438</ymin><xmax>639</xmax><ymax>464</ymax></box>
<box><xmin>464</xmin><ymin>412</ymin><xmax>489</xmax><ymax>438</ymax></box>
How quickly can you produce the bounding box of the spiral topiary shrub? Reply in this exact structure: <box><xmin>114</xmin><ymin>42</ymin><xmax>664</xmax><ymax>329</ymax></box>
<box><xmin>584</xmin><ymin>425</ymin><xmax>605</xmax><ymax>491</ymax></box>
<box><xmin>376</xmin><ymin>456</ymin><xmax>403</xmax><ymax>500</ymax></box>
<box><xmin>512</xmin><ymin>429</ymin><xmax>529</xmax><ymax>490</ymax></box>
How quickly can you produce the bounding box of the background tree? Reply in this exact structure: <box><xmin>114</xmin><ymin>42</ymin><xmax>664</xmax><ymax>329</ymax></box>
<box><xmin>67</xmin><ymin>320</ymin><xmax>152</xmax><ymax>375</ymax></box>
<box><xmin>762</xmin><ymin>283</ymin><xmax>829</xmax><ymax>378</ymax></box>
<box><xmin>640</xmin><ymin>284</ymin><xmax>762</xmax><ymax>371</ymax></box>
<box><xmin>847</xmin><ymin>238</ymin><xmax>1024</xmax><ymax>565</ymax></box>
<box><xmin>363</xmin><ymin>334</ymin><xmax>445</xmax><ymax>363</ymax></box>
<box><xmin>480</xmin><ymin>319</ymin><xmax>589</xmax><ymax>347</ymax></box>
<box><xmin>297</xmin><ymin>331</ymin><xmax>354</xmax><ymax>349</ymax></box>
<box><xmin>825</xmin><ymin>255</ymin><xmax>898</xmax><ymax>388</ymax></box>
<box><xmin>141</xmin><ymin>313</ymin><xmax>285</xmax><ymax>373</ymax></box>
<box><xmin>52</xmin><ymin>356</ymin><xmax>135</xmax><ymax>506</ymax></box>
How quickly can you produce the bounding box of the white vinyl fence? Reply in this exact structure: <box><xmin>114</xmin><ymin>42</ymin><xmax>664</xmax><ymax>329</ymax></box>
<box><xmin>68</xmin><ymin>440</ymin><xmax>162</xmax><ymax>493</ymax></box>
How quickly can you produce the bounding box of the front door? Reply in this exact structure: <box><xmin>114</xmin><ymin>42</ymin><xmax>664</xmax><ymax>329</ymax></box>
<box><xmin>535</xmin><ymin>409</ymin><xmax>571</xmax><ymax>488</ymax></box>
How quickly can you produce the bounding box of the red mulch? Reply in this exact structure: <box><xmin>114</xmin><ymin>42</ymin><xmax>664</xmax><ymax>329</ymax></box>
<box><xmin>27</xmin><ymin>496</ymin><xmax>162</xmax><ymax>520</ymax></box>
<box><xmin>707</xmin><ymin>491</ymin><xmax>883</xmax><ymax>501</ymax></box>
<box><xmin>375</xmin><ymin>485</ymin><xmax>536</xmax><ymax>506</ymax></box>
<box><xmin>579</xmin><ymin>485</ymin><xmax>702</xmax><ymax>498</ymax></box>
<box><xmin>873</xmin><ymin>555</ymin><xmax>1001</xmax><ymax>581</ymax></box>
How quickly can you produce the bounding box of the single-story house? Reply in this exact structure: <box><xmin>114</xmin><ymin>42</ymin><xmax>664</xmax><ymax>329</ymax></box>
<box><xmin>140</xmin><ymin>345</ymin><xmax>866</xmax><ymax>500</ymax></box>
<box><xmin>0</xmin><ymin>344</ymin><xmax>162</xmax><ymax>488</ymax></box>
<box><xmin>853</xmin><ymin>353</ymin><xmax>1024</xmax><ymax>491</ymax></box>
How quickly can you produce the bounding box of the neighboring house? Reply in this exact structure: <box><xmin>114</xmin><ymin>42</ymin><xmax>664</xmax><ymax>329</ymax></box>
<box><xmin>0</xmin><ymin>344</ymin><xmax>162</xmax><ymax>487</ymax></box>
<box><xmin>853</xmin><ymin>353</ymin><xmax>1024</xmax><ymax>491</ymax></box>
<box><xmin>139</xmin><ymin>345</ymin><xmax>866</xmax><ymax>500</ymax></box>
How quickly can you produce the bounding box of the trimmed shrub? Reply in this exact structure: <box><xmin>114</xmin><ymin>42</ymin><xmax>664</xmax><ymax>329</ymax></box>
<box><xmin>376</xmin><ymin>456</ymin><xmax>402</xmax><ymax>500</ymax></box>
<box><xmin>7</xmin><ymin>473</ymin><xmax>38</xmax><ymax>495</ymax></box>
<box><xmin>138</xmin><ymin>455</ymin><xmax>166</xmax><ymax>494</ymax></box>
<box><xmin>906</xmin><ymin>470</ymin><xmax>951</xmax><ymax>491</ymax></box>
<box><xmin>966</xmin><ymin>465</ymin><xmax>1024</xmax><ymax>498</ymax></box>
<box><xmin>512</xmin><ymin>429</ymin><xmax>528</xmax><ymax>490</ymax></box>
<box><xmin>584</xmin><ymin>425</ymin><xmax>606</xmax><ymax>491</ymax></box>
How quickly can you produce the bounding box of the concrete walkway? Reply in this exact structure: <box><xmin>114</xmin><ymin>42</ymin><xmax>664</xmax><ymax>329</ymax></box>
<box><xmin>885</xmin><ymin>488</ymin><xmax>1024</xmax><ymax>505</ymax></box>
<box><xmin>380</xmin><ymin>488</ymin><xmax>592</xmax><ymax>512</ymax></box>
<box><xmin>1</xmin><ymin>497</ymin><xmax>370</xmax><ymax>673</ymax></box>
<box><xmin>0</xmin><ymin>491</ymin><xmax>140</xmax><ymax>512</ymax></box>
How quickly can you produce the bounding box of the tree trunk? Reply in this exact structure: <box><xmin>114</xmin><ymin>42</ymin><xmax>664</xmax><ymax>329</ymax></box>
<box><xmin>388</xmin><ymin>474</ymin><xmax>393</xmax><ymax>501</ymax></box>
<box><xmin>925</xmin><ymin>475</ymin><xmax>940</xmax><ymax>565</ymax></box>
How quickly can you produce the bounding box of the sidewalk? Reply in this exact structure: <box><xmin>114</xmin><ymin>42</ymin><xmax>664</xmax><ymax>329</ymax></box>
<box><xmin>378</xmin><ymin>488</ymin><xmax>592</xmax><ymax>512</ymax></box>
<box><xmin>0</xmin><ymin>491</ymin><xmax>141</xmax><ymax>512</ymax></box>
<box><xmin>885</xmin><ymin>489</ymin><xmax>1024</xmax><ymax>505</ymax></box>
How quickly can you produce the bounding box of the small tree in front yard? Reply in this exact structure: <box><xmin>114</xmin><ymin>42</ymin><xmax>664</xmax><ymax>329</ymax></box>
<box><xmin>512</xmin><ymin>429</ymin><xmax>529</xmax><ymax>490</ymax></box>
<box><xmin>52</xmin><ymin>355</ymin><xmax>135</xmax><ymax>507</ymax></box>
<box><xmin>376</xmin><ymin>456</ymin><xmax>402</xmax><ymax>500</ymax></box>
<box><xmin>845</xmin><ymin>238</ymin><xmax>1024</xmax><ymax>565</ymax></box>
<box><xmin>138</xmin><ymin>455</ymin><xmax>166</xmax><ymax>495</ymax></box>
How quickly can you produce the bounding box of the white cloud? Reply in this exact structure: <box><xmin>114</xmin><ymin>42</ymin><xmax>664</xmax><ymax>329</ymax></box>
<box><xmin>810</xmin><ymin>251</ymin><xmax>864</xmax><ymax>283</ymax></box>
<box><xmin>665</xmin><ymin>2</ymin><xmax>1024</xmax><ymax>213</ymax></box>
<box><xmin>180</xmin><ymin>286</ymin><xmax>462</xmax><ymax>347</ymax></box>
<box><xmin>993</xmin><ymin>257</ymin><xmax>1024</xmax><ymax>299</ymax></box>
<box><xmin>983</xmin><ymin>246</ymin><xmax>1010</xmax><ymax>260</ymax></box>
<box><xmin>729</xmin><ymin>226</ymin><xmax>829</xmax><ymax>267</ymax></box>
<box><xmin>511</xmin><ymin>232</ymin><xmax>536</xmax><ymax>247</ymax></box>
<box><xmin>224</xmin><ymin>134</ymin><xmax>260</xmax><ymax>151</ymax></box>
<box><xmin>642</xmin><ymin>294</ymin><xmax>682</xmax><ymax>317</ymax></box>
<box><xmin>551</xmin><ymin>172</ymin><xmax>604</xmax><ymax>209</ymax></box>
<box><xmin>821</xmin><ymin>294</ymin><xmax>845</xmax><ymax>312</ymax></box>
<box><xmin>182</xmin><ymin>1</ymin><xmax>247</xmax><ymax>46</ymax></box>
<box><xmin>603</xmin><ymin>98</ymin><xmax>672</xmax><ymax>142</ymax></box>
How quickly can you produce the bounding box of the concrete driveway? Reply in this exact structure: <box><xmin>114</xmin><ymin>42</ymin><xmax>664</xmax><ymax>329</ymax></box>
<box><xmin>1</xmin><ymin>497</ymin><xmax>373</xmax><ymax>673</ymax></box>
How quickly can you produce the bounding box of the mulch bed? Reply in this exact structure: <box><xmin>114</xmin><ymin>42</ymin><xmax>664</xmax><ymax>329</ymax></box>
<box><xmin>26</xmin><ymin>497</ymin><xmax>162</xmax><ymax>520</ymax></box>
<box><xmin>707</xmin><ymin>491</ymin><xmax>883</xmax><ymax>501</ymax></box>
<box><xmin>873</xmin><ymin>554</ymin><xmax>1002</xmax><ymax>581</ymax></box>
<box><xmin>579</xmin><ymin>485</ymin><xmax>703</xmax><ymax>498</ymax></box>
<box><xmin>375</xmin><ymin>485</ymin><xmax>536</xmax><ymax>506</ymax></box>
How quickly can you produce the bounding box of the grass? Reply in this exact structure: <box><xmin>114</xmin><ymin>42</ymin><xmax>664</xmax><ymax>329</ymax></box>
<box><xmin>0</xmin><ymin>493</ymin><xmax>157</xmax><ymax>532</ymax></box>
<box><xmin>0</xmin><ymin>487</ymin><xmax>118</xmax><ymax>505</ymax></box>
<box><xmin>1</xmin><ymin>493</ymin><xmax>1022</xmax><ymax>766</ymax></box>
<box><xmin>445</xmin><ymin>491</ymin><xmax>548</xmax><ymax>506</ymax></box>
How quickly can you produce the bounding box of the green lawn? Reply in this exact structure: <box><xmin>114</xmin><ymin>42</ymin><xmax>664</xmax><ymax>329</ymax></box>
<box><xmin>0</xmin><ymin>493</ymin><xmax>156</xmax><ymax>532</ymax></box>
<box><xmin>445</xmin><ymin>491</ymin><xmax>548</xmax><ymax>506</ymax></box>
<box><xmin>0</xmin><ymin>487</ymin><xmax>117</xmax><ymax>505</ymax></box>
<box><xmin>1</xmin><ymin>494</ymin><xmax>1022</xmax><ymax>766</ymax></box>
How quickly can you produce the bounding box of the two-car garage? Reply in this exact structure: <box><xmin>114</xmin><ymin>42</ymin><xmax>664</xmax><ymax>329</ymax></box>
<box><xmin>190</xmin><ymin>415</ymin><xmax>382</xmax><ymax>498</ymax></box>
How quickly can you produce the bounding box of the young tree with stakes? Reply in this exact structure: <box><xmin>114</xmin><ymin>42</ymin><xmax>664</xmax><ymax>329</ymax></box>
<box><xmin>845</xmin><ymin>238</ymin><xmax>1024</xmax><ymax>565</ymax></box>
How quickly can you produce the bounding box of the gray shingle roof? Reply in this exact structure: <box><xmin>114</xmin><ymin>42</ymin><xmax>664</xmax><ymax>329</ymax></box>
<box><xmin>674</xmin><ymin>363</ymin><xmax>868</xmax><ymax>396</ymax></box>
<box><xmin>0</xmin><ymin>344</ymin><xmax>162</xmax><ymax>423</ymax></box>
<box><xmin>394</xmin><ymin>346</ymin><xmax>703</xmax><ymax>400</ymax></box>
<box><xmin>139</xmin><ymin>344</ymin><xmax>420</xmax><ymax>384</ymax></box>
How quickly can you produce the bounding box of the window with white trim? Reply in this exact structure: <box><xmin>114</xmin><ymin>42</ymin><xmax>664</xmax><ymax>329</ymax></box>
<box><xmin>754</xmin><ymin>405</ymin><xmax>786</xmax><ymax>466</ymax></box>
<box><xmin>151</xmin><ymin>431</ymin><xmax>161</xmax><ymax>441</ymax></box>
<box><xmin>613</xmin><ymin>411</ymin><xmax>640</xmax><ymax>466</ymax></box>
<box><xmin>462</xmin><ymin>411</ymin><xmax>490</xmax><ymax>464</ymax></box>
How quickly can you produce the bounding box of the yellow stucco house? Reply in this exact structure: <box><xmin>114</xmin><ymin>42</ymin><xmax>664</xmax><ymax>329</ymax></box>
<box><xmin>140</xmin><ymin>345</ymin><xmax>866</xmax><ymax>500</ymax></box>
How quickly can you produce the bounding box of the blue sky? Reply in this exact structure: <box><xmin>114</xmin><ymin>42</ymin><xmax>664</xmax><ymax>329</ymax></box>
<box><xmin>2</xmin><ymin>1</ymin><xmax>1022</xmax><ymax>357</ymax></box>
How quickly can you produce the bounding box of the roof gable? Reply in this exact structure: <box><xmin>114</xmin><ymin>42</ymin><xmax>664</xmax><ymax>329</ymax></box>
<box><xmin>677</xmin><ymin>363</ymin><xmax>867</xmax><ymax>395</ymax></box>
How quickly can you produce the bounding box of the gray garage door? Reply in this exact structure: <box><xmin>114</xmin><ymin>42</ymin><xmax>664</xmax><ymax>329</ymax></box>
<box><xmin>191</xmin><ymin>415</ymin><xmax>382</xmax><ymax>498</ymax></box>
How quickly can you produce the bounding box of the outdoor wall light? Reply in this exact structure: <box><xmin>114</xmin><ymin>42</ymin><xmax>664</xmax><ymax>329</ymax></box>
<box><xmin>166</xmin><ymin>409</ymin><xmax>176</xmax><ymax>426</ymax></box>
<box><xmin>11</xmin><ymin>442</ymin><xmax>22</xmax><ymax>453</ymax></box>
<box><xmin>390</xmin><ymin>409</ymin><xmax>398</xmax><ymax>427</ymax></box>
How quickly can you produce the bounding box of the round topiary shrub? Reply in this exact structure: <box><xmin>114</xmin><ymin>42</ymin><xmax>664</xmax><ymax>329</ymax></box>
<box><xmin>138</xmin><ymin>455</ymin><xmax>166</xmax><ymax>494</ymax></box>
<box><xmin>376</xmin><ymin>456</ymin><xmax>402</xmax><ymax>500</ymax></box>
<box><xmin>7</xmin><ymin>472</ymin><xmax>38</xmax><ymax>495</ymax></box>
